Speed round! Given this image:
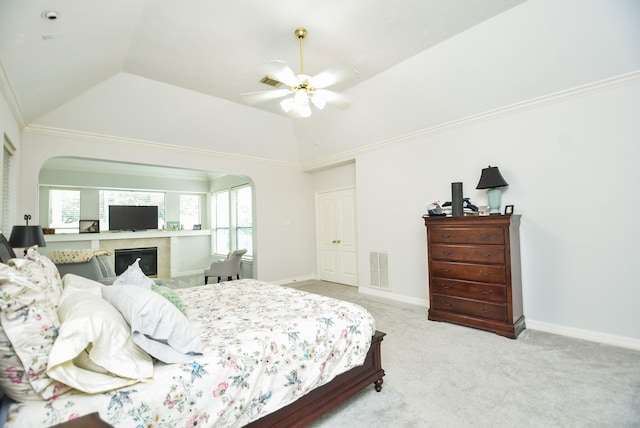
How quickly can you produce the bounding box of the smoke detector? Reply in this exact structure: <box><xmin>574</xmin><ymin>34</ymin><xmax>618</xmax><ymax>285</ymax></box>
<box><xmin>41</xmin><ymin>10</ymin><xmax>59</xmax><ymax>20</ymax></box>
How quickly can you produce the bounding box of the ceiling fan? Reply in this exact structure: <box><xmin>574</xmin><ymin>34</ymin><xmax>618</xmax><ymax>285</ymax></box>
<box><xmin>241</xmin><ymin>28</ymin><xmax>355</xmax><ymax>118</ymax></box>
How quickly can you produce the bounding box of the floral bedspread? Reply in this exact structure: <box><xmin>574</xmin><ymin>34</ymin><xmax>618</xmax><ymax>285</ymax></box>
<box><xmin>5</xmin><ymin>279</ymin><xmax>375</xmax><ymax>427</ymax></box>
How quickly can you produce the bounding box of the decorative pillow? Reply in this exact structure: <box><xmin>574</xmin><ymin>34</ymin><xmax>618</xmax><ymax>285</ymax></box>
<box><xmin>0</xmin><ymin>263</ymin><xmax>70</xmax><ymax>402</ymax></box>
<box><xmin>102</xmin><ymin>285</ymin><xmax>203</xmax><ymax>363</ymax></box>
<box><xmin>9</xmin><ymin>246</ymin><xmax>63</xmax><ymax>306</ymax></box>
<box><xmin>47</xmin><ymin>287</ymin><xmax>154</xmax><ymax>393</ymax></box>
<box><xmin>152</xmin><ymin>284</ymin><xmax>187</xmax><ymax>316</ymax></box>
<box><xmin>61</xmin><ymin>273</ymin><xmax>104</xmax><ymax>297</ymax></box>
<box><xmin>112</xmin><ymin>258</ymin><xmax>154</xmax><ymax>289</ymax></box>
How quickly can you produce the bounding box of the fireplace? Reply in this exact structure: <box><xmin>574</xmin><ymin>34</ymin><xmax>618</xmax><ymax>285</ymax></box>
<box><xmin>115</xmin><ymin>247</ymin><xmax>158</xmax><ymax>277</ymax></box>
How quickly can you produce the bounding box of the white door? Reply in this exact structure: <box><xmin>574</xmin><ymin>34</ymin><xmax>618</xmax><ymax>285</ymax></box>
<box><xmin>316</xmin><ymin>188</ymin><xmax>358</xmax><ymax>286</ymax></box>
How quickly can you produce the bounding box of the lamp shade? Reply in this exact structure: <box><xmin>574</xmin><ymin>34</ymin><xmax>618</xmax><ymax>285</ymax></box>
<box><xmin>476</xmin><ymin>166</ymin><xmax>509</xmax><ymax>189</ymax></box>
<box><xmin>9</xmin><ymin>225</ymin><xmax>46</xmax><ymax>249</ymax></box>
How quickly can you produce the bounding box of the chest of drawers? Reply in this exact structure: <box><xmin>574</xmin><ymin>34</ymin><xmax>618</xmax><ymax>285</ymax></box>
<box><xmin>424</xmin><ymin>215</ymin><xmax>525</xmax><ymax>339</ymax></box>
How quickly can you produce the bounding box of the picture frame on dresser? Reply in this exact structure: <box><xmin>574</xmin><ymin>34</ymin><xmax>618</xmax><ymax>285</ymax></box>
<box><xmin>504</xmin><ymin>205</ymin><xmax>514</xmax><ymax>215</ymax></box>
<box><xmin>79</xmin><ymin>220</ymin><xmax>100</xmax><ymax>233</ymax></box>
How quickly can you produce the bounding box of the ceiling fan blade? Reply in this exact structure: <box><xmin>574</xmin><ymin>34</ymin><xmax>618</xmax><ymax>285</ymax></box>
<box><xmin>258</xmin><ymin>60</ymin><xmax>300</xmax><ymax>87</ymax></box>
<box><xmin>240</xmin><ymin>89</ymin><xmax>291</xmax><ymax>105</ymax></box>
<box><xmin>314</xmin><ymin>89</ymin><xmax>352</xmax><ymax>109</ymax></box>
<box><xmin>308</xmin><ymin>66</ymin><xmax>357</xmax><ymax>89</ymax></box>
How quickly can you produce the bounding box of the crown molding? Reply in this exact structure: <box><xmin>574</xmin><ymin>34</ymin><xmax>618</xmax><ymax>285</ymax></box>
<box><xmin>0</xmin><ymin>59</ymin><xmax>26</xmax><ymax>129</ymax></box>
<box><xmin>23</xmin><ymin>124</ymin><xmax>302</xmax><ymax>170</ymax></box>
<box><xmin>302</xmin><ymin>70</ymin><xmax>640</xmax><ymax>172</ymax></box>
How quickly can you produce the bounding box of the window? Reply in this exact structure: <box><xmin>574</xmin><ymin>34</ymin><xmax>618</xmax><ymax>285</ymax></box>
<box><xmin>48</xmin><ymin>189</ymin><xmax>81</xmax><ymax>233</ymax></box>
<box><xmin>99</xmin><ymin>190</ymin><xmax>165</xmax><ymax>230</ymax></box>
<box><xmin>235</xmin><ymin>186</ymin><xmax>253</xmax><ymax>255</ymax></box>
<box><xmin>180</xmin><ymin>194</ymin><xmax>201</xmax><ymax>230</ymax></box>
<box><xmin>211</xmin><ymin>185</ymin><xmax>252</xmax><ymax>256</ymax></box>
<box><xmin>212</xmin><ymin>191</ymin><xmax>230</xmax><ymax>254</ymax></box>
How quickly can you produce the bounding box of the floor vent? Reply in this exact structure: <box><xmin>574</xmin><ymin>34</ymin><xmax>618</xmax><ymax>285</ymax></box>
<box><xmin>370</xmin><ymin>250</ymin><xmax>389</xmax><ymax>289</ymax></box>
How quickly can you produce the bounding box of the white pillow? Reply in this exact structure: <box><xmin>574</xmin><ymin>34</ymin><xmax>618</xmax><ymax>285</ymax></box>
<box><xmin>62</xmin><ymin>273</ymin><xmax>104</xmax><ymax>297</ymax></box>
<box><xmin>47</xmin><ymin>289</ymin><xmax>154</xmax><ymax>393</ymax></box>
<box><xmin>102</xmin><ymin>285</ymin><xmax>203</xmax><ymax>363</ymax></box>
<box><xmin>112</xmin><ymin>258</ymin><xmax>155</xmax><ymax>288</ymax></box>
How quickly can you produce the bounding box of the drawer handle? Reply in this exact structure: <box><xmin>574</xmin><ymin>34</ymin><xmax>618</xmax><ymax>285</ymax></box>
<box><xmin>440</xmin><ymin>250</ymin><xmax>452</xmax><ymax>256</ymax></box>
<box><xmin>442</xmin><ymin>300</ymin><xmax>453</xmax><ymax>307</ymax></box>
<box><xmin>439</xmin><ymin>234</ymin><xmax>451</xmax><ymax>239</ymax></box>
<box><xmin>480</xmin><ymin>288</ymin><xmax>492</xmax><ymax>295</ymax></box>
<box><xmin>477</xmin><ymin>252</ymin><xmax>492</xmax><ymax>258</ymax></box>
<box><xmin>479</xmin><ymin>234</ymin><xmax>493</xmax><ymax>240</ymax></box>
<box><xmin>440</xmin><ymin>284</ymin><xmax>453</xmax><ymax>289</ymax></box>
<box><xmin>482</xmin><ymin>308</ymin><xmax>493</xmax><ymax>314</ymax></box>
<box><xmin>440</xmin><ymin>268</ymin><xmax>452</xmax><ymax>273</ymax></box>
<box><xmin>480</xmin><ymin>271</ymin><xmax>493</xmax><ymax>277</ymax></box>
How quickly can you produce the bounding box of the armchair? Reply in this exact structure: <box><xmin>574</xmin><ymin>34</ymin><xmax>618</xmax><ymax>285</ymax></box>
<box><xmin>204</xmin><ymin>249</ymin><xmax>247</xmax><ymax>284</ymax></box>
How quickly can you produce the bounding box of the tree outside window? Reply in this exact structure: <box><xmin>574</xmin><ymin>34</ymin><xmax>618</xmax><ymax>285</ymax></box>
<box><xmin>49</xmin><ymin>189</ymin><xmax>80</xmax><ymax>233</ymax></box>
<box><xmin>180</xmin><ymin>194</ymin><xmax>201</xmax><ymax>230</ymax></box>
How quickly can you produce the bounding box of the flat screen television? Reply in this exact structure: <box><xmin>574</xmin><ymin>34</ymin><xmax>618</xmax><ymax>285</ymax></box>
<box><xmin>108</xmin><ymin>205</ymin><xmax>158</xmax><ymax>231</ymax></box>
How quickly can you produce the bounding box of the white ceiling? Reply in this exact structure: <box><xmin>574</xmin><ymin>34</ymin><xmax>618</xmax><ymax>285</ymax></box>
<box><xmin>0</xmin><ymin>0</ymin><xmax>526</xmax><ymax>124</ymax></box>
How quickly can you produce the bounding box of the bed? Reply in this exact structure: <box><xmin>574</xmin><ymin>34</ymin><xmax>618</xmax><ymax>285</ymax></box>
<box><xmin>0</xmin><ymin>244</ymin><xmax>385</xmax><ymax>427</ymax></box>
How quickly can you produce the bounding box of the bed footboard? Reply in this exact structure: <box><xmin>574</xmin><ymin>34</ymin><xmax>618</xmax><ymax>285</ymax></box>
<box><xmin>247</xmin><ymin>330</ymin><xmax>386</xmax><ymax>428</ymax></box>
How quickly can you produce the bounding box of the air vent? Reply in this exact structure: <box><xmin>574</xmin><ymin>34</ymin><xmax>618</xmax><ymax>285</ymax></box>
<box><xmin>370</xmin><ymin>250</ymin><xmax>389</xmax><ymax>289</ymax></box>
<box><xmin>260</xmin><ymin>75</ymin><xmax>283</xmax><ymax>88</ymax></box>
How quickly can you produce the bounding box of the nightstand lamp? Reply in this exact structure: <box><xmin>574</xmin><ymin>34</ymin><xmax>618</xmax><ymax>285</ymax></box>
<box><xmin>476</xmin><ymin>166</ymin><xmax>509</xmax><ymax>215</ymax></box>
<box><xmin>9</xmin><ymin>214</ymin><xmax>46</xmax><ymax>255</ymax></box>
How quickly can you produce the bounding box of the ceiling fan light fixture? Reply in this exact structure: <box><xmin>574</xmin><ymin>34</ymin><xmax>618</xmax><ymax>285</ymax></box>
<box><xmin>293</xmin><ymin>89</ymin><xmax>309</xmax><ymax>107</ymax></box>
<box><xmin>298</xmin><ymin>104</ymin><xmax>312</xmax><ymax>118</ymax></box>
<box><xmin>241</xmin><ymin>27</ymin><xmax>354</xmax><ymax>118</ymax></box>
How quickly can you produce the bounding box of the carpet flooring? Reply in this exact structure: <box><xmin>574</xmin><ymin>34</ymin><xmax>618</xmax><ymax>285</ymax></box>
<box><xmin>283</xmin><ymin>280</ymin><xmax>640</xmax><ymax>428</ymax></box>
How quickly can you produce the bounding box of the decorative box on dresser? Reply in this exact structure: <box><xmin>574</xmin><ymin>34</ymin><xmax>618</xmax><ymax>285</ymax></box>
<box><xmin>423</xmin><ymin>214</ymin><xmax>525</xmax><ymax>339</ymax></box>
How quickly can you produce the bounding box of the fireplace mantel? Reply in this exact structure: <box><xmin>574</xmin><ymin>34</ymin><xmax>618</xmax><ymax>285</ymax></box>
<box><xmin>44</xmin><ymin>229</ymin><xmax>210</xmax><ymax>243</ymax></box>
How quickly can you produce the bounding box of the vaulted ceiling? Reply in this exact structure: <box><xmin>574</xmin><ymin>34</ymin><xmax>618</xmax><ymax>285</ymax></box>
<box><xmin>0</xmin><ymin>0</ymin><xmax>526</xmax><ymax>125</ymax></box>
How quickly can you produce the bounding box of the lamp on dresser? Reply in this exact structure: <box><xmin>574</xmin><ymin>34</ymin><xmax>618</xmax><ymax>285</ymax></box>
<box><xmin>476</xmin><ymin>165</ymin><xmax>508</xmax><ymax>215</ymax></box>
<box><xmin>9</xmin><ymin>214</ymin><xmax>46</xmax><ymax>255</ymax></box>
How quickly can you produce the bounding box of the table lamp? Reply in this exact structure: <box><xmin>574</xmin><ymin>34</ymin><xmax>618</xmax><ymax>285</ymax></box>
<box><xmin>476</xmin><ymin>166</ymin><xmax>508</xmax><ymax>215</ymax></box>
<box><xmin>9</xmin><ymin>214</ymin><xmax>46</xmax><ymax>255</ymax></box>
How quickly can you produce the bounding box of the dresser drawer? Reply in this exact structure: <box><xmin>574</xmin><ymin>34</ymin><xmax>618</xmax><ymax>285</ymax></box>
<box><xmin>430</xmin><ymin>244</ymin><xmax>505</xmax><ymax>264</ymax></box>
<box><xmin>430</xmin><ymin>227</ymin><xmax>505</xmax><ymax>245</ymax></box>
<box><xmin>431</xmin><ymin>261</ymin><xmax>506</xmax><ymax>284</ymax></box>
<box><xmin>431</xmin><ymin>294</ymin><xmax>508</xmax><ymax>322</ymax></box>
<box><xmin>430</xmin><ymin>278</ymin><xmax>506</xmax><ymax>303</ymax></box>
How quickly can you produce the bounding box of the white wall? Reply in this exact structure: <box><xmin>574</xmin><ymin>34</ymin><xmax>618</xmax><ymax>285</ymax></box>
<box><xmin>355</xmin><ymin>76</ymin><xmax>640</xmax><ymax>342</ymax></box>
<box><xmin>17</xmin><ymin>130</ymin><xmax>316</xmax><ymax>283</ymax></box>
<box><xmin>297</xmin><ymin>0</ymin><xmax>640</xmax><ymax>167</ymax></box>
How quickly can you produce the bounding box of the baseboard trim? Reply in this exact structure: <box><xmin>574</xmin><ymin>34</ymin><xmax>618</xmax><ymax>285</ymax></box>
<box><xmin>272</xmin><ymin>275</ymin><xmax>317</xmax><ymax>286</ymax></box>
<box><xmin>358</xmin><ymin>286</ymin><xmax>428</xmax><ymax>307</ymax></box>
<box><xmin>526</xmin><ymin>319</ymin><xmax>640</xmax><ymax>351</ymax></box>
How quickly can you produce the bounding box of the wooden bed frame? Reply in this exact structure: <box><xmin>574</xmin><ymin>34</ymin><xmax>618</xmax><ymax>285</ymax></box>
<box><xmin>55</xmin><ymin>331</ymin><xmax>385</xmax><ymax>428</ymax></box>
<box><xmin>247</xmin><ymin>330</ymin><xmax>386</xmax><ymax>427</ymax></box>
